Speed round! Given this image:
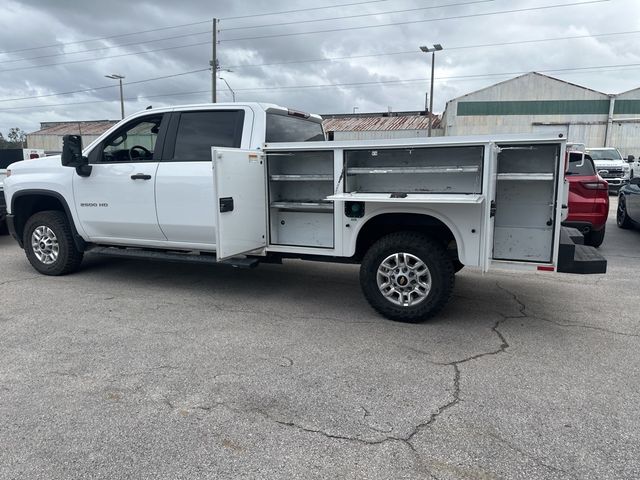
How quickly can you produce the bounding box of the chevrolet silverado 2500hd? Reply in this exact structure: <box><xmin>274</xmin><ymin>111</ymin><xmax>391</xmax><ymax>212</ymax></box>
<box><xmin>2</xmin><ymin>103</ymin><xmax>607</xmax><ymax>322</ymax></box>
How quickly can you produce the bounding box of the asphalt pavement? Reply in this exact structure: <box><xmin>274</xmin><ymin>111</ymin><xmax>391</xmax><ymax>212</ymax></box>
<box><xmin>0</xmin><ymin>198</ymin><xmax>638</xmax><ymax>480</ymax></box>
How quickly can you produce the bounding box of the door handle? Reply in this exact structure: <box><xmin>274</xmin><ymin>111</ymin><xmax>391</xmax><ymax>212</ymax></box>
<box><xmin>131</xmin><ymin>173</ymin><xmax>152</xmax><ymax>180</ymax></box>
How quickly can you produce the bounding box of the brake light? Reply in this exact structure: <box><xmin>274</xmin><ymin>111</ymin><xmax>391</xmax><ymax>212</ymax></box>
<box><xmin>29</xmin><ymin>153</ymin><xmax>40</xmax><ymax>159</ymax></box>
<box><xmin>287</xmin><ymin>108</ymin><xmax>310</xmax><ymax>119</ymax></box>
<box><xmin>581</xmin><ymin>180</ymin><xmax>608</xmax><ymax>190</ymax></box>
<box><xmin>564</xmin><ymin>152</ymin><xmax>569</xmax><ymax>173</ymax></box>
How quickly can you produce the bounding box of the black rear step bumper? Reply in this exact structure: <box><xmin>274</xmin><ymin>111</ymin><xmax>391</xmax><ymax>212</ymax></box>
<box><xmin>557</xmin><ymin>227</ymin><xmax>607</xmax><ymax>274</ymax></box>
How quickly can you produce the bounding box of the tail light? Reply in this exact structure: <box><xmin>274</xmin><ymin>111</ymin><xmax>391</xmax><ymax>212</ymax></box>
<box><xmin>29</xmin><ymin>153</ymin><xmax>40</xmax><ymax>159</ymax></box>
<box><xmin>581</xmin><ymin>180</ymin><xmax>608</xmax><ymax>190</ymax></box>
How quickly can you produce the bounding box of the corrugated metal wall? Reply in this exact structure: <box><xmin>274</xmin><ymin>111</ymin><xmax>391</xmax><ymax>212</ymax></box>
<box><xmin>443</xmin><ymin>73</ymin><xmax>640</xmax><ymax>155</ymax></box>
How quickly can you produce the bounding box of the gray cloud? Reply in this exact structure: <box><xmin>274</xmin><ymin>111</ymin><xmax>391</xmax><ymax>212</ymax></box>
<box><xmin>0</xmin><ymin>0</ymin><xmax>638</xmax><ymax>133</ymax></box>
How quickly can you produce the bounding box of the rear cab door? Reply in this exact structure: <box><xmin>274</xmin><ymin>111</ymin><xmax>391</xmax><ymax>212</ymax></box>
<box><xmin>154</xmin><ymin>106</ymin><xmax>254</xmax><ymax>248</ymax></box>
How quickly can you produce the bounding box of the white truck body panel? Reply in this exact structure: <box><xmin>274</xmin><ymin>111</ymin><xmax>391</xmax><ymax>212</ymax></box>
<box><xmin>213</xmin><ymin>148</ymin><xmax>267</xmax><ymax>260</ymax></box>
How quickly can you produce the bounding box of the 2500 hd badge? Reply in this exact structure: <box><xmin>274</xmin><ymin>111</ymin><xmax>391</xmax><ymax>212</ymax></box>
<box><xmin>80</xmin><ymin>203</ymin><xmax>109</xmax><ymax>207</ymax></box>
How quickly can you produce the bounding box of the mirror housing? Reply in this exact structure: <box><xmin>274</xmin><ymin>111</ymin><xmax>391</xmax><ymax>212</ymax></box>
<box><xmin>627</xmin><ymin>154</ymin><xmax>635</xmax><ymax>163</ymax></box>
<box><xmin>61</xmin><ymin>134</ymin><xmax>92</xmax><ymax>177</ymax></box>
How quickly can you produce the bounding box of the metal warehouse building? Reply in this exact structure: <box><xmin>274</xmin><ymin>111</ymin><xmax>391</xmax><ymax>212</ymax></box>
<box><xmin>26</xmin><ymin>120</ymin><xmax>117</xmax><ymax>154</ymax></box>
<box><xmin>322</xmin><ymin>111</ymin><xmax>442</xmax><ymax>140</ymax></box>
<box><xmin>442</xmin><ymin>72</ymin><xmax>640</xmax><ymax>156</ymax></box>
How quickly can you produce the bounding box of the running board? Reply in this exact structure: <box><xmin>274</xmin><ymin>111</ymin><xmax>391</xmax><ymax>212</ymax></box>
<box><xmin>88</xmin><ymin>247</ymin><xmax>260</xmax><ymax>269</ymax></box>
<box><xmin>557</xmin><ymin>227</ymin><xmax>606</xmax><ymax>274</ymax></box>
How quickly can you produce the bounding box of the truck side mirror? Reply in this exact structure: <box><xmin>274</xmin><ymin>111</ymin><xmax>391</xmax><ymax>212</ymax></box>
<box><xmin>61</xmin><ymin>135</ymin><xmax>92</xmax><ymax>177</ymax></box>
<box><xmin>628</xmin><ymin>155</ymin><xmax>635</xmax><ymax>163</ymax></box>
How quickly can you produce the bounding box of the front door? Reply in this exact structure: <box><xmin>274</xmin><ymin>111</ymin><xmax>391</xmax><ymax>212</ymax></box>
<box><xmin>73</xmin><ymin>113</ymin><xmax>168</xmax><ymax>242</ymax></box>
<box><xmin>212</xmin><ymin>148</ymin><xmax>267</xmax><ymax>260</ymax></box>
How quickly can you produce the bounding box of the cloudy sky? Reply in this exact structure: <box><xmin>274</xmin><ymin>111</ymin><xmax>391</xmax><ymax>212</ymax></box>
<box><xmin>0</xmin><ymin>0</ymin><xmax>638</xmax><ymax>134</ymax></box>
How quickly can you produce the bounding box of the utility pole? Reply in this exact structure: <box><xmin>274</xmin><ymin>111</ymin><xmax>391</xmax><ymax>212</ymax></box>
<box><xmin>105</xmin><ymin>74</ymin><xmax>125</xmax><ymax>119</ymax></box>
<box><xmin>419</xmin><ymin>44</ymin><xmax>443</xmax><ymax>137</ymax></box>
<box><xmin>211</xmin><ymin>18</ymin><xmax>218</xmax><ymax>103</ymax></box>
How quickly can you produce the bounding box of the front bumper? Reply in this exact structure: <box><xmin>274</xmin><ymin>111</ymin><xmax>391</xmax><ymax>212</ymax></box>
<box><xmin>602</xmin><ymin>178</ymin><xmax>629</xmax><ymax>190</ymax></box>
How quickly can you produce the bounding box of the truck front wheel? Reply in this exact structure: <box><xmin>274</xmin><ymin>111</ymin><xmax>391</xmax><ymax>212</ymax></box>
<box><xmin>360</xmin><ymin>232</ymin><xmax>455</xmax><ymax>323</ymax></box>
<box><xmin>23</xmin><ymin>210</ymin><xmax>83</xmax><ymax>276</ymax></box>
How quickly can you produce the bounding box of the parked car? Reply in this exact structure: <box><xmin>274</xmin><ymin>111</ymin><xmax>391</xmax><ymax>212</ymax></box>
<box><xmin>586</xmin><ymin>147</ymin><xmax>630</xmax><ymax>192</ymax></box>
<box><xmin>563</xmin><ymin>151</ymin><xmax>609</xmax><ymax>247</ymax></box>
<box><xmin>617</xmin><ymin>176</ymin><xmax>640</xmax><ymax>229</ymax></box>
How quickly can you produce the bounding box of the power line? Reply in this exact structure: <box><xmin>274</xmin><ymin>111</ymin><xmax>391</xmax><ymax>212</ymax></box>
<box><xmin>222</xmin><ymin>0</ymin><xmax>494</xmax><ymax>31</ymax></box>
<box><xmin>0</xmin><ymin>68</ymin><xmax>210</xmax><ymax>103</ymax></box>
<box><xmin>0</xmin><ymin>21</ymin><xmax>211</xmax><ymax>56</ymax></box>
<box><xmin>221</xmin><ymin>0</ymin><xmax>395</xmax><ymax>21</ymax></box>
<box><xmin>0</xmin><ymin>42</ymin><xmax>211</xmax><ymax>74</ymax></box>
<box><xmin>0</xmin><ymin>30</ymin><xmax>212</xmax><ymax>66</ymax></box>
<box><xmin>4</xmin><ymin>61</ymin><xmax>640</xmax><ymax>111</ymax></box>
<box><xmin>0</xmin><ymin>0</ymin><xmax>401</xmax><ymax>57</ymax></box>
<box><xmin>223</xmin><ymin>29</ymin><xmax>640</xmax><ymax>70</ymax></box>
<box><xmin>220</xmin><ymin>0</ymin><xmax>609</xmax><ymax>42</ymax></box>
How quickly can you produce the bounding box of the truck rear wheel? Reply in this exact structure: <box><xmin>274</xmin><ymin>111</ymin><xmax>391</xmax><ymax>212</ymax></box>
<box><xmin>360</xmin><ymin>232</ymin><xmax>455</xmax><ymax>323</ymax></box>
<box><xmin>23</xmin><ymin>210</ymin><xmax>83</xmax><ymax>276</ymax></box>
<box><xmin>585</xmin><ymin>226</ymin><xmax>605</xmax><ymax>248</ymax></box>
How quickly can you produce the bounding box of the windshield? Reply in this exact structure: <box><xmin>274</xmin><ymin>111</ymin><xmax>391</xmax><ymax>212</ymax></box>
<box><xmin>266</xmin><ymin>113</ymin><xmax>325</xmax><ymax>142</ymax></box>
<box><xmin>586</xmin><ymin>149</ymin><xmax>622</xmax><ymax>161</ymax></box>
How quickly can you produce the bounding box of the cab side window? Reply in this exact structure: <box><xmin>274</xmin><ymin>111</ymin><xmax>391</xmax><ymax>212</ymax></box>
<box><xmin>99</xmin><ymin>114</ymin><xmax>164</xmax><ymax>163</ymax></box>
<box><xmin>168</xmin><ymin>110</ymin><xmax>245</xmax><ymax>161</ymax></box>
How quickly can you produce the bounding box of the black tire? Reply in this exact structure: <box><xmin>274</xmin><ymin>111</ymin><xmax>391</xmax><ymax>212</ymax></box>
<box><xmin>360</xmin><ymin>232</ymin><xmax>455</xmax><ymax>323</ymax></box>
<box><xmin>585</xmin><ymin>226</ymin><xmax>605</xmax><ymax>248</ymax></box>
<box><xmin>617</xmin><ymin>196</ymin><xmax>633</xmax><ymax>229</ymax></box>
<box><xmin>23</xmin><ymin>210</ymin><xmax>83</xmax><ymax>275</ymax></box>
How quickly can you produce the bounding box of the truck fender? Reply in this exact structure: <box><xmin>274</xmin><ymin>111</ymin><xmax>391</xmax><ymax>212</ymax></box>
<box><xmin>10</xmin><ymin>189</ymin><xmax>87</xmax><ymax>251</ymax></box>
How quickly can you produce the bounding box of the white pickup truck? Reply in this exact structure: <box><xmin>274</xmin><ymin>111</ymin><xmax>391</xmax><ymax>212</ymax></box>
<box><xmin>2</xmin><ymin>103</ymin><xmax>606</xmax><ymax>322</ymax></box>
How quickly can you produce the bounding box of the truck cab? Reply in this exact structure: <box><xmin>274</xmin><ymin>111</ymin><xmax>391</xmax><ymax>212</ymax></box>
<box><xmin>586</xmin><ymin>147</ymin><xmax>630</xmax><ymax>192</ymax></box>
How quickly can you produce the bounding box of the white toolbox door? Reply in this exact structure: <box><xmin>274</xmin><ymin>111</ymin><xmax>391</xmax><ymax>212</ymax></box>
<box><xmin>481</xmin><ymin>144</ymin><xmax>499</xmax><ymax>272</ymax></box>
<box><xmin>212</xmin><ymin>148</ymin><xmax>267</xmax><ymax>261</ymax></box>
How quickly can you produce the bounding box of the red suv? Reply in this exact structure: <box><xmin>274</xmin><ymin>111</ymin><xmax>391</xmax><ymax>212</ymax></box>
<box><xmin>563</xmin><ymin>152</ymin><xmax>609</xmax><ymax>247</ymax></box>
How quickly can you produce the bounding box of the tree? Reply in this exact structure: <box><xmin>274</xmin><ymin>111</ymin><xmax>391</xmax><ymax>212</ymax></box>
<box><xmin>0</xmin><ymin>128</ymin><xmax>27</xmax><ymax>149</ymax></box>
<box><xmin>7</xmin><ymin>128</ymin><xmax>26</xmax><ymax>146</ymax></box>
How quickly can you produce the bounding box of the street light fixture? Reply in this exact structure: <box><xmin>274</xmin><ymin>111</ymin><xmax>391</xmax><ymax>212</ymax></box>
<box><xmin>419</xmin><ymin>44</ymin><xmax>443</xmax><ymax>137</ymax></box>
<box><xmin>105</xmin><ymin>74</ymin><xmax>125</xmax><ymax>119</ymax></box>
<box><xmin>218</xmin><ymin>76</ymin><xmax>236</xmax><ymax>102</ymax></box>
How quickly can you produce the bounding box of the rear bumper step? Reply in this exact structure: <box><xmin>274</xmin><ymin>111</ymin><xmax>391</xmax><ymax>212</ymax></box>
<box><xmin>88</xmin><ymin>246</ymin><xmax>260</xmax><ymax>269</ymax></box>
<box><xmin>557</xmin><ymin>227</ymin><xmax>607</xmax><ymax>274</ymax></box>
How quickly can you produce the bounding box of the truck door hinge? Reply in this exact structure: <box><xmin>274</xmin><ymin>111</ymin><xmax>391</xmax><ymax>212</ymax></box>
<box><xmin>490</xmin><ymin>200</ymin><xmax>497</xmax><ymax>217</ymax></box>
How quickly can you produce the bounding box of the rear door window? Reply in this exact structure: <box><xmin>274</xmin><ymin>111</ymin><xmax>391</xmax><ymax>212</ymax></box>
<box><xmin>266</xmin><ymin>113</ymin><xmax>325</xmax><ymax>142</ymax></box>
<box><xmin>567</xmin><ymin>153</ymin><xmax>596</xmax><ymax>176</ymax></box>
<box><xmin>170</xmin><ymin>110</ymin><xmax>245</xmax><ymax>161</ymax></box>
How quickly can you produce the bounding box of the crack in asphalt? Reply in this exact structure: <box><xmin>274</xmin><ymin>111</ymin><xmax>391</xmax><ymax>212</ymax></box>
<box><xmin>0</xmin><ymin>276</ymin><xmax>43</xmax><ymax>287</ymax></box>
<box><xmin>485</xmin><ymin>431</ymin><xmax>576</xmax><ymax>479</ymax></box>
<box><xmin>497</xmin><ymin>282</ymin><xmax>639</xmax><ymax>338</ymax></box>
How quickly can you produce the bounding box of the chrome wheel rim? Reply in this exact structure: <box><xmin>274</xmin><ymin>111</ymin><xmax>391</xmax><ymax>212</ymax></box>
<box><xmin>376</xmin><ymin>252</ymin><xmax>432</xmax><ymax>307</ymax></box>
<box><xmin>31</xmin><ymin>226</ymin><xmax>59</xmax><ymax>264</ymax></box>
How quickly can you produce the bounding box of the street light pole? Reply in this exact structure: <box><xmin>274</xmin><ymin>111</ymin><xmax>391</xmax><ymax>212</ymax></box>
<box><xmin>105</xmin><ymin>74</ymin><xmax>125</xmax><ymax>119</ymax></box>
<box><xmin>419</xmin><ymin>44</ymin><xmax>443</xmax><ymax>137</ymax></box>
